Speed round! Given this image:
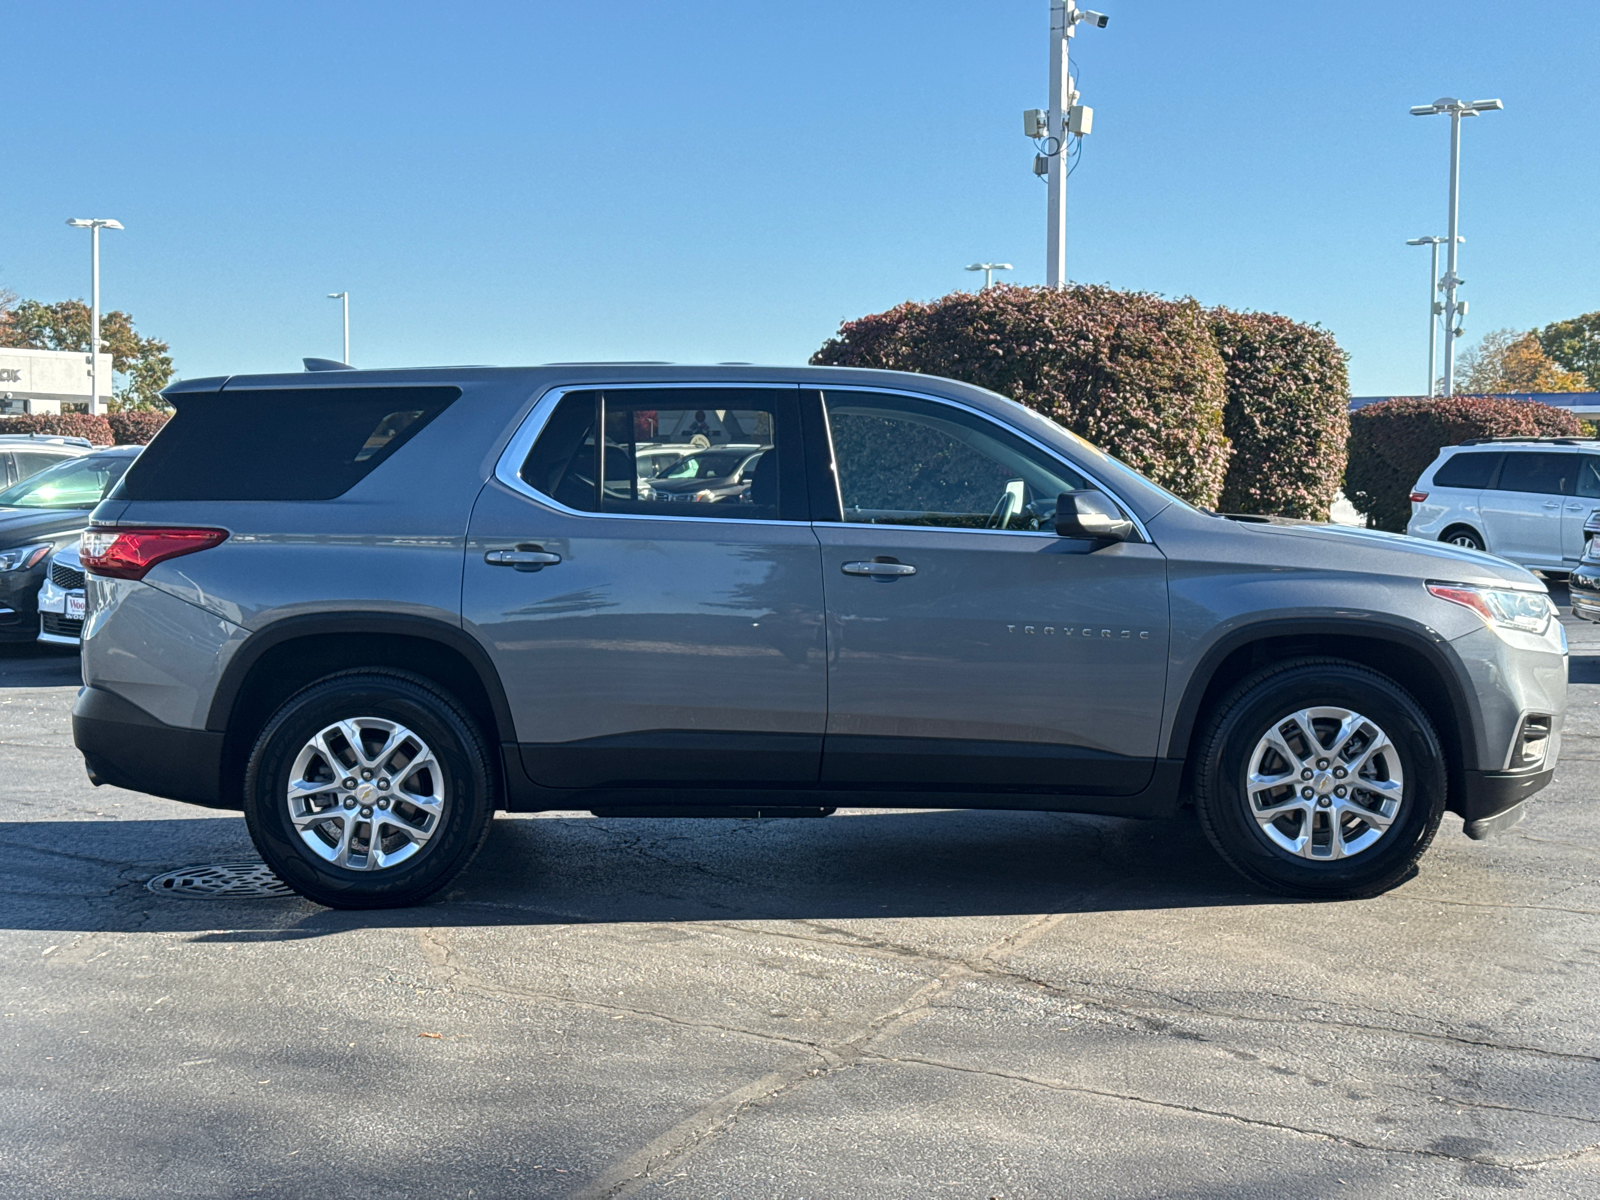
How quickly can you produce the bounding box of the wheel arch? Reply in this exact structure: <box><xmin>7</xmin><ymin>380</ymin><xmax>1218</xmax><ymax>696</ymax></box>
<box><xmin>1439</xmin><ymin>523</ymin><xmax>1485</xmax><ymax>547</ymax></box>
<box><xmin>208</xmin><ymin>614</ymin><xmax>515</xmax><ymax>809</ymax></box>
<box><xmin>1167</xmin><ymin>618</ymin><xmax>1483</xmax><ymax>818</ymax></box>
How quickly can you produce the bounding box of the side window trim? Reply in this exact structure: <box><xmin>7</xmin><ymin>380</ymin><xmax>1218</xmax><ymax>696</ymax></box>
<box><xmin>803</xmin><ymin>384</ymin><xmax>1152</xmax><ymax>543</ymax></box>
<box><xmin>493</xmin><ymin>382</ymin><xmax>812</xmax><ymax>526</ymax></box>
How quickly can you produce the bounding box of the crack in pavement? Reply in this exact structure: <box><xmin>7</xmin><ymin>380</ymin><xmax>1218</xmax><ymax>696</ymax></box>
<box><xmin>697</xmin><ymin>919</ymin><xmax>1600</xmax><ymax>1067</ymax></box>
<box><xmin>841</xmin><ymin>1050</ymin><xmax>1600</xmax><ymax>1172</ymax></box>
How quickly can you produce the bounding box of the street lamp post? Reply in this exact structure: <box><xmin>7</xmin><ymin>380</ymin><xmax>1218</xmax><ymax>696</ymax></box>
<box><xmin>1030</xmin><ymin>3</ymin><xmax>1110</xmax><ymax>289</ymax></box>
<box><xmin>65</xmin><ymin>218</ymin><xmax>123</xmax><ymax>415</ymax></box>
<box><xmin>1409</xmin><ymin>96</ymin><xmax>1502</xmax><ymax>396</ymax></box>
<box><xmin>965</xmin><ymin>263</ymin><xmax>1014</xmax><ymax>289</ymax></box>
<box><xmin>1405</xmin><ymin>236</ymin><xmax>1463</xmax><ymax>397</ymax></box>
<box><xmin>327</xmin><ymin>292</ymin><xmax>349</xmax><ymax>364</ymax></box>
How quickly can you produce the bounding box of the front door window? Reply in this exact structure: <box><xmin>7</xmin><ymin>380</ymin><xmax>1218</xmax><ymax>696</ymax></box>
<box><xmin>825</xmin><ymin>391</ymin><xmax>1088</xmax><ymax>531</ymax></box>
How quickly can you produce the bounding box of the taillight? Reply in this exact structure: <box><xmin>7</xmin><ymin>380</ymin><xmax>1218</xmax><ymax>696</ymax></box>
<box><xmin>81</xmin><ymin>527</ymin><xmax>229</xmax><ymax>581</ymax></box>
<box><xmin>1409</xmin><ymin>491</ymin><xmax>1428</xmax><ymax>504</ymax></box>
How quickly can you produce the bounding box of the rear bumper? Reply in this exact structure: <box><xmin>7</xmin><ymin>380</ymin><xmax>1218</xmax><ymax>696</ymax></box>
<box><xmin>72</xmin><ymin>684</ymin><xmax>232</xmax><ymax>809</ymax></box>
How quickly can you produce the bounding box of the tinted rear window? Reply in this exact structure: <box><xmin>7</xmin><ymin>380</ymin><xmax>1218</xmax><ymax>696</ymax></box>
<box><xmin>118</xmin><ymin>386</ymin><xmax>460</xmax><ymax>501</ymax></box>
<box><xmin>1432</xmin><ymin>451</ymin><xmax>1500</xmax><ymax>489</ymax></box>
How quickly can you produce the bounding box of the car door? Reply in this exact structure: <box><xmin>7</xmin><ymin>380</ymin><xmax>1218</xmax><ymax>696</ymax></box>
<box><xmin>1563</xmin><ymin>455</ymin><xmax>1600</xmax><ymax>565</ymax></box>
<box><xmin>1479</xmin><ymin>451</ymin><xmax>1573</xmax><ymax>569</ymax></box>
<box><xmin>807</xmin><ymin>388</ymin><xmax>1170</xmax><ymax>797</ymax></box>
<box><xmin>463</xmin><ymin>383</ymin><xmax>826</xmax><ymax>790</ymax></box>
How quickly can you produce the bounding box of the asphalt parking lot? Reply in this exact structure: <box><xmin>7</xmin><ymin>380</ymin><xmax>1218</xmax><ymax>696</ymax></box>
<box><xmin>2</xmin><ymin>602</ymin><xmax>1598</xmax><ymax>1200</ymax></box>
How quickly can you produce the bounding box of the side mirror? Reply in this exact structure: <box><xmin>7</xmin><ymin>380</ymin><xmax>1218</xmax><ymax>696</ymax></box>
<box><xmin>1055</xmin><ymin>489</ymin><xmax>1136</xmax><ymax>544</ymax></box>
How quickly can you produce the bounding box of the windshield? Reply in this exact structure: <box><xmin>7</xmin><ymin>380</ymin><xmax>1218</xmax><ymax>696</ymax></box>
<box><xmin>0</xmin><ymin>454</ymin><xmax>130</xmax><ymax>510</ymax></box>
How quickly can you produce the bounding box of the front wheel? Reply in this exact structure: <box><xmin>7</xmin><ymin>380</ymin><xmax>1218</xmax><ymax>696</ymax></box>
<box><xmin>243</xmin><ymin>671</ymin><xmax>495</xmax><ymax>909</ymax></box>
<box><xmin>1193</xmin><ymin>659</ymin><xmax>1445</xmax><ymax>899</ymax></box>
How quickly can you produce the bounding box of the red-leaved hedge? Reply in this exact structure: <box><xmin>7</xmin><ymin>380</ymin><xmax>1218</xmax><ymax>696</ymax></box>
<box><xmin>1345</xmin><ymin>395</ymin><xmax>1583</xmax><ymax>531</ymax></box>
<box><xmin>107</xmin><ymin>409</ymin><xmax>170</xmax><ymax>445</ymax></box>
<box><xmin>1211</xmin><ymin>308</ymin><xmax>1350</xmax><ymax>519</ymax></box>
<box><xmin>0</xmin><ymin>413</ymin><xmax>114</xmax><ymax>445</ymax></box>
<box><xmin>811</xmin><ymin>284</ymin><xmax>1232</xmax><ymax>508</ymax></box>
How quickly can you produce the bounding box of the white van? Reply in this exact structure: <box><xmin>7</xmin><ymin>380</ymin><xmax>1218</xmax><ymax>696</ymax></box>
<box><xmin>1407</xmin><ymin>438</ymin><xmax>1600</xmax><ymax>573</ymax></box>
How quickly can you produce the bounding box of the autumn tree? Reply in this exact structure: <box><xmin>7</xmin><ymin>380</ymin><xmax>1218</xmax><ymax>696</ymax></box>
<box><xmin>0</xmin><ymin>298</ymin><xmax>174</xmax><ymax>410</ymax></box>
<box><xmin>1453</xmin><ymin>327</ymin><xmax>1587</xmax><ymax>395</ymax></box>
<box><xmin>1537</xmin><ymin>310</ymin><xmax>1600</xmax><ymax>391</ymax></box>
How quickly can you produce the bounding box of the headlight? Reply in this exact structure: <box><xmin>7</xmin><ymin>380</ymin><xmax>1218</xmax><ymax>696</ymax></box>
<box><xmin>1428</xmin><ymin>582</ymin><xmax>1556</xmax><ymax>636</ymax></box>
<box><xmin>0</xmin><ymin>543</ymin><xmax>52</xmax><ymax>572</ymax></box>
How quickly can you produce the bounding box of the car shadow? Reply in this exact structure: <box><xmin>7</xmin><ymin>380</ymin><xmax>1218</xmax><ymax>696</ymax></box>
<box><xmin>0</xmin><ymin>806</ymin><xmax>1295</xmax><ymax>938</ymax></box>
<box><xmin>0</xmin><ymin>642</ymin><xmax>80</xmax><ymax>688</ymax></box>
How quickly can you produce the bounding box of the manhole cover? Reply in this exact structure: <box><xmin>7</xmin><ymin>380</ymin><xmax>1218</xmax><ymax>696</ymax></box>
<box><xmin>146</xmin><ymin>862</ymin><xmax>295</xmax><ymax>899</ymax></box>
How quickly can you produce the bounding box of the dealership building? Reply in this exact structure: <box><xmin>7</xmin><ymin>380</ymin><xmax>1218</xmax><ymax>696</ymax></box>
<box><xmin>0</xmin><ymin>346</ymin><xmax>112</xmax><ymax>416</ymax></box>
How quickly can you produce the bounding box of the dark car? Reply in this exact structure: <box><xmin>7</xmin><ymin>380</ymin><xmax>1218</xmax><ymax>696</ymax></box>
<box><xmin>0</xmin><ymin>445</ymin><xmax>140</xmax><ymax>642</ymax></box>
<box><xmin>646</xmin><ymin>445</ymin><xmax>770</xmax><ymax>503</ymax></box>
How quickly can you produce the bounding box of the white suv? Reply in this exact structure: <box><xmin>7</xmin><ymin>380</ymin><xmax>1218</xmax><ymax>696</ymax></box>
<box><xmin>1408</xmin><ymin>438</ymin><xmax>1600</xmax><ymax>573</ymax></box>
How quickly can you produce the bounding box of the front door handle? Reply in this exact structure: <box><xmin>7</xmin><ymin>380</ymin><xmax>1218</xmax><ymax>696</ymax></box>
<box><xmin>1543</xmin><ymin>501</ymin><xmax>1561</xmax><ymax>509</ymax></box>
<box><xmin>485</xmin><ymin>548</ymin><xmax>562</xmax><ymax>570</ymax></box>
<box><xmin>842</xmin><ymin>559</ymin><xmax>916</xmax><ymax>578</ymax></box>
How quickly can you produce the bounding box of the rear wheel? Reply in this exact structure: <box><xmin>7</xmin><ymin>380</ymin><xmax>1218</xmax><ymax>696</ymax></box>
<box><xmin>1194</xmin><ymin>659</ymin><xmax>1445</xmax><ymax>899</ymax></box>
<box><xmin>243</xmin><ymin>671</ymin><xmax>495</xmax><ymax>909</ymax></box>
<box><xmin>1441</xmin><ymin>525</ymin><xmax>1485</xmax><ymax>552</ymax></box>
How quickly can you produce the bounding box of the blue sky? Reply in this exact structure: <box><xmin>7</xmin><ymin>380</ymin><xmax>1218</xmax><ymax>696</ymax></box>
<box><xmin>2</xmin><ymin>1</ymin><xmax>1596</xmax><ymax>396</ymax></box>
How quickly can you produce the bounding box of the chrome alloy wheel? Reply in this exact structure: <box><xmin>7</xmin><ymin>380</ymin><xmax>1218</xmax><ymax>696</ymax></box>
<box><xmin>1244</xmin><ymin>707</ymin><xmax>1404</xmax><ymax>860</ymax></box>
<box><xmin>285</xmin><ymin>717</ymin><xmax>446</xmax><ymax>871</ymax></box>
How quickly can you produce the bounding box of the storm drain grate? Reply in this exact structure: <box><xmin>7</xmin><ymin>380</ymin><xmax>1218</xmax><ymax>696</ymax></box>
<box><xmin>146</xmin><ymin>862</ymin><xmax>295</xmax><ymax>900</ymax></box>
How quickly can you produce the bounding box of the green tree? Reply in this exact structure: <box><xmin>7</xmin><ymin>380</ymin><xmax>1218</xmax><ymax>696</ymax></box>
<box><xmin>1537</xmin><ymin>310</ymin><xmax>1600</xmax><ymax>391</ymax></box>
<box><xmin>0</xmin><ymin>298</ymin><xmax>174</xmax><ymax>409</ymax></box>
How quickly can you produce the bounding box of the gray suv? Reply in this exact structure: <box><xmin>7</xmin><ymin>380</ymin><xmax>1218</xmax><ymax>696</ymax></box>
<box><xmin>71</xmin><ymin>366</ymin><xmax>1567</xmax><ymax>908</ymax></box>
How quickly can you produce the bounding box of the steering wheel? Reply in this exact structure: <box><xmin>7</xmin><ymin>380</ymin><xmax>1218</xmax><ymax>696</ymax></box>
<box><xmin>985</xmin><ymin>487</ymin><xmax>1021</xmax><ymax>530</ymax></box>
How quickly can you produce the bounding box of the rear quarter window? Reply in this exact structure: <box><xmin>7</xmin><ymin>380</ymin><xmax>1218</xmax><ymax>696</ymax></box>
<box><xmin>1431</xmin><ymin>451</ymin><xmax>1500</xmax><ymax>490</ymax></box>
<box><xmin>117</xmin><ymin>386</ymin><xmax>460</xmax><ymax>501</ymax></box>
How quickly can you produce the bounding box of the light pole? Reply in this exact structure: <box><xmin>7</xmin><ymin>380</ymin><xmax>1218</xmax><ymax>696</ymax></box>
<box><xmin>1405</xmin><ymin>235</ymin><xmax>1463</xmax><ymax>397</ymax></box>
<box><xmin>327</xmin><ymin>292</ymin><xmax>349</xmax><ymax>364</ymax></box>
<box><xmin>1409</xmin><ymin>96</ymin><xmax>1502</xmax><ymax>395</ymax></box>
<box><xmin>1027</xmin><ymin>3</ymin><xmax>1110</xmax><ymax>289</ymax></box>
<box><xmin>65</xmin><ymin>218</ymin><xmax>123</xmax><ymax>415</ymax></box>
<box><xmin>965</xmin><ymin>262</ymin><xmax>1014</xmax><ymax>289</ymax></box>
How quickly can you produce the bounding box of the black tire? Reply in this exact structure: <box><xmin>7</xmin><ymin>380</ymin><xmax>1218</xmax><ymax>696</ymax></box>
<box><xmin>1441</xmin><ymin>525</ymin><xmax>1485</xmax><ymax>552</ymax></box>
<box><xmin>1193</xmin><ymin>658</ymin><xmax>1446</xmax><ymax>899</ymax></box>
<box><xmin>243</xmin><ymin>670</ymin><xmax>495</xmax><ymax>909</ymax></box>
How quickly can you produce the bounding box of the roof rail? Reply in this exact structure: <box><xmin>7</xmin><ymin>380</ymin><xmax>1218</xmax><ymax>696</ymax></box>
<box><xmin>0</xmin><ymin>433</ymin><xmax>94</xmax><ymax>448</ymax></box>
<box><xmin>1458</xmin><ymin>436</ymin><xmax>1600</xmax><ymax>447</ymax></box>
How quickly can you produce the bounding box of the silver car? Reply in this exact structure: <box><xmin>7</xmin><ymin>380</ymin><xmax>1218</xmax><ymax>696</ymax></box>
<box><xmin>36</xmin><ymin>539</ymin><xmax>86</xmax><ymax>646</ymax></box>
<box><xmin>71</xmin><ymin>365</ymin><xmax>1567</xmax><ymax>908</ymax></box>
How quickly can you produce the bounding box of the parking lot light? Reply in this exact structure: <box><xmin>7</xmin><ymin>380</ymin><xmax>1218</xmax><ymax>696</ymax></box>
<box><xmin>1410</xmin><ymin>97</ymin><xmax>1502</xmax><ymax>395</ymax></box>
<box><xmin>64</xmin><ymin>218</ymin><xmax>123</xmax><ymax>416</ymax></box>
<box><xmin>327</xmin><ymin>292</ymin><xmax>349</xmax><ymax>365</ymax></box>
<box><xmin>964</xmin><ymin>263</ymin><xmax>1014</xmax><ymax>289</ymax></box>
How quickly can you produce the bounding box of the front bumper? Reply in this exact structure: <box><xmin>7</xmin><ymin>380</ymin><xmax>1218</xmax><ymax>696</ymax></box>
<box><xmin>1570</xmin><ymin>566</ymin><xmax>1600</xmax><ymax>622</ymax></box>
<box><xmin>36</xmin><ymin>572</ymin><xmax>84</xmax><ymax>645</ymax></box>
<box><xmin>0</xmin><ymin>563</ymin><xmax>47</xmax><ymax>642</ymax></box>
<box><xmin>72</xmin><ymin>684</ymin><xmax>231</xmax><ymax>809</ymax></box>
<box><xmin>1459</xmin><ymin>768</ymin><xmax>1551</xmax><ymax>838</ymax></box>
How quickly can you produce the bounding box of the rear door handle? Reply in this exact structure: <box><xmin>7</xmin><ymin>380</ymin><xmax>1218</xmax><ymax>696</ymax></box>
<box><xmin>842</xmin><ymin>559</ymin><xmax>916</xmax><ymax>577</ymax></box>
<box><xmin>485</xmin><ymin>549</ymin><xmax>562</xmax><ymax>569</ymax></box>
<box><xmin>1544</xmin><ymin>501</ymin><xmax>1561</xmax><ymax>509</ymax></box>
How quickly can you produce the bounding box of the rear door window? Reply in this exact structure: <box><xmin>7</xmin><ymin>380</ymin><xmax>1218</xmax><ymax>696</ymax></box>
<box><xmin>117</xmin><ymin>386</ymin><xmax>460</xmax><ymax>501</ymax></box>
<box><xmin>1493</xmin><ymin>451</ymin><xmax>1575</xmax><ymax>496</ymax></box>
<box><xmin>1432</xmin><ymin>451</ymin><xmax>1500</xmax><ymax>489</ymax></box>
<box><xmin>520</xmin><ymin>387</ymin><xmax>803</xmax><ymax>521</ymax></box>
